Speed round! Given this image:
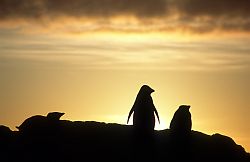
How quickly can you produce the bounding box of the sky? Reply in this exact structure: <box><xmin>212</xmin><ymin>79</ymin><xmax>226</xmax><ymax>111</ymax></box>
<box><xmin>0</xmin><ymin>0</ymin><xmax>250</xmax><ymax>151</ymax></box>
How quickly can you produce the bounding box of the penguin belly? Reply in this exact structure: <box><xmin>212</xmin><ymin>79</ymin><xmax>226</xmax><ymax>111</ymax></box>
<box><xmin>133</xmin><ymin>107</ymin><xmax>155</xmax><ymax>131</ymax></box>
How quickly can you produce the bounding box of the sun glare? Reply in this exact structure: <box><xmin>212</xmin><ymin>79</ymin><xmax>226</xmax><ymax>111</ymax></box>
<box><xmin>155</xmin><ymin>118</ymin><xmax>168</xmax><ymax>130</ymax></box>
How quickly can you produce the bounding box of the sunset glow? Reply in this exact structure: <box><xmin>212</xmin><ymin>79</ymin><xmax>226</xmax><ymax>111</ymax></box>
<box><xmin>0</xmin><ymin>0</ymin><xmax>249</xmax><ymax>152</ymax></box>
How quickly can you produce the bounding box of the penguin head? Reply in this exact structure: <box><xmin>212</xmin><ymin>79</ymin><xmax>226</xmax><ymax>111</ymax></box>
<box><xmin>140</xmin><ymin>85</ymin><xmax>155</xmax><ymax>95</ymax></box>
<box><xmin>179</xmin><ymin>105</ymin><xmax>191</xmax><ymax>112</ymax></box>
<box><xmin>47</xmin><ymin>112</ymin><xmax>65</xmax><ymax>121</ymax></box>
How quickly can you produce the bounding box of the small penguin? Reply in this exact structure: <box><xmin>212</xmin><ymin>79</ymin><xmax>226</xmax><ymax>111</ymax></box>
<box><xmin>16</xmin><ymin>112</ymin><xmax>64</xmax><ymax>134</ymax></box>
<box><xmin>127</xmin><ymin>85</ymin><xmax>160</xmax><ymax>133</ymax></box>
<box><xmin>170</xmin><ymin>105</ymin><xmax>192</xmax><ymax>135</ymax></box>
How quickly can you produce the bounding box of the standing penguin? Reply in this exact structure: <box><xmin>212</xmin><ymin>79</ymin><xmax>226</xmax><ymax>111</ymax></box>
<box><xmin>127</xmin><ymin>85</ymin><xmax>160</xmax><ymax>133</ymax></box>
<box><xmin>170</xmin><ymin>105</ymin><xmax>192</xmax><ymax>135</ymax></box>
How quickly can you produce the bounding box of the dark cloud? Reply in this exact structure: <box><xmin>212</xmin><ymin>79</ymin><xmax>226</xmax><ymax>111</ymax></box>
<box><xmin>175</xmin><ymin>0</ymin><xmax>250</xmax><ymax>17</ymax></box>
<box><xmin>0</xmin><ymin>0</ymin><xmax>250</xmax><ymax>33</ymax></box>
<box><xmin>0</xmin><ymin>0</ymin><xmax>168</xmax><ymax>19</ymax></box>
<box><xmin>172</xmin><ymin>0</ymin><xmax>250</xmax><ymax>32</ymax></box>
<box><xmin>0</xmin><ymin>0</ymin><xmax>45</xmax><ymax>19</ymax></box>
<box><xmin>1</xmin><ymin>0</ymin><xmax>249</xmax><ymax>19</ymax></box>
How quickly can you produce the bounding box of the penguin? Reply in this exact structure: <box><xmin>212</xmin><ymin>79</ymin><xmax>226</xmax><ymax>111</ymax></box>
<box><xmin>16</xmin><ymin>112</ymin><xmax>64</xmax><ymax>134</ymax></box>
<box><xmin>170</xmin><ymin>105</ymin><xmax>192</xmax><ymax>135</ymax></box>
<box><xmin>127</xmin><ymin>85</ymin><xmax>160</xmax><ymax>133</ymax></box>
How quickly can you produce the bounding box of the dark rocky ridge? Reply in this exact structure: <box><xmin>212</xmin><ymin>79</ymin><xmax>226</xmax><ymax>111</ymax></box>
<box><xmin>0</xmin><ymin>113</ymin><xmax>249</xmax><ymax>162</ymax></box>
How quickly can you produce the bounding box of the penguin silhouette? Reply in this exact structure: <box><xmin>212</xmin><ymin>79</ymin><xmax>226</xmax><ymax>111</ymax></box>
<box><xmin>16</xmin><ymin>112</ymin><xmax>64</xmax><ymax>134</ymax></box>
<box><xmin>127</xmin><ymin>85</ymin><xmax>160</xmax><ymax>133</ymax></box>
<box><xmin>170</xmin><ymin>105</ymin><xmax>192</xmax><ymax>135</ymax></box>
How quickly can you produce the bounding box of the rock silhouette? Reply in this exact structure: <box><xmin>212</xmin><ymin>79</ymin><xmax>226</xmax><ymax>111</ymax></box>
<box><xmin>170</xmin><ymin>105</ymin><xmax>192</xmax><ymax>135</ymax></box>
<box><xmin>0</xmin><ymin>112</ymin><xmax>250</xmax><ymax>162</ymax></box>
<box><xmin>0</xmin><ymin>125</ymin><xmax>12</xmax><ymax>146</ymax></box>
<box><xmin>127</xmin><ymin>85</ymin><xmax>160</xmax><ymax>134</ymax></box>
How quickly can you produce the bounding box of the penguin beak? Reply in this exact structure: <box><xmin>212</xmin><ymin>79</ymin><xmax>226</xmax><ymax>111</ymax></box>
<box><xmin>151</xmin><ymin>89</ymin><xmax>155</xmax><ymax>93</ymax></box>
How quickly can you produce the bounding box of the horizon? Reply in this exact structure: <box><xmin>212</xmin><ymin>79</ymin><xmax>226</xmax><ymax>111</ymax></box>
<box><xmin>0</xmin><ymin>0</ymin><xmax>249</xmax><ymax>152</ymax></box>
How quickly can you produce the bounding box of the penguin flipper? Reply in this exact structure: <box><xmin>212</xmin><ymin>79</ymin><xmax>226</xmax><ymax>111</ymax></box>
<box><xmin>154</xmin><ymin>108</ymin><xmax>160</xmax><ymax>124</ymax></box>
<box><xmin>127</xmin><ymin>107</ymin><xmax>134</xmax><ymax>124</ymax></box>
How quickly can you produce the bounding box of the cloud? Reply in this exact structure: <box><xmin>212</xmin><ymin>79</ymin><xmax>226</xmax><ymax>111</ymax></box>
<box><xmin>0</xmin><ymin>0</ymin><xmax>250</xmax><ymax>33</ymax></box>
<box><xmin>1</xmin><ymin>33</ymin><xmax>249</xmax><ymax>71</ymax></box>
<box><xmin>175</xmin><ymin>0</ymin><xmax>250</xmax><ymax>17</ymax></box>
<box><xmin>173</xmin><ymin>0</ymin><xmax>250</xmax><ymax>33</ymax></box>
<box><xmin>0</xmin><ymin>0</ymin><xmax>168</xmax><ymax>19</ymax></box>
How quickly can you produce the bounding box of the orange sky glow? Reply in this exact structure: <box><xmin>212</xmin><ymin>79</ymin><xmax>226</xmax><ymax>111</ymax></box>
<box><xmin>0</xmin><ymin>0</ymin><xmax>250</xmax><ymax>152</ymax></box>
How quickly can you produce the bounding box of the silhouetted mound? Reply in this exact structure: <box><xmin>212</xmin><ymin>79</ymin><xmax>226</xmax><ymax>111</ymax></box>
<box><xmin>0</xmin><ymin>113</ymin><xmax>249</xmax><ymax>162</ymax></box>
<box><xmin>0</xmin><ymin>125</ymin><xmax>13</xmax><ymax>145</ymax></box>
